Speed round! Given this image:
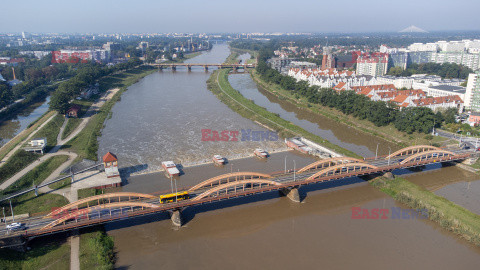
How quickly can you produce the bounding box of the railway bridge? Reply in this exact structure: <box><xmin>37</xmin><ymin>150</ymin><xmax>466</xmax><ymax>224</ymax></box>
<box><xmin>0</xmin><ymin>145</ymin><xmax>475</xmax><ymax>249</ymax></box>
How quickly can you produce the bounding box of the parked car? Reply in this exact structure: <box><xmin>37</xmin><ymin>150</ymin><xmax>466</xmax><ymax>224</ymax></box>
<box><xmin>6</xmin><ymin>222</ymin><xmax>25</xmax><ymax>231</ymax></box>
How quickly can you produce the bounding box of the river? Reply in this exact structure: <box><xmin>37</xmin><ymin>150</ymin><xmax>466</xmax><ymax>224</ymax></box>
<box><xmin>101</xmin><ymin>45</ymin><xmax>480</xmax><ymax>269</ymax></box>
<box><xmin>0</xmin><ymin>97</ymin><xmax>50</xmax><ymax>147</ymax></box>
<box><xmin>98</xmin><ymin>44</ymin><xmax>284</xmax><ymax>173</ymax></box>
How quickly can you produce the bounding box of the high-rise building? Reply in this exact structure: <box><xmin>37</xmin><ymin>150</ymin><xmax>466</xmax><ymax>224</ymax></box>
<box><xmin>465</xmin><ymin>72</ymin><xmax>480</xmax><ymax>111</ymax></box>
<box><xmin>321</xmin><ymin>47</ymin><xmax>334</xmax><ymax>70</ymax></box>
<box><xmin>356</xmin><ymin>52</ymin><xmax>389</xmax><ymax>77</ymax></box>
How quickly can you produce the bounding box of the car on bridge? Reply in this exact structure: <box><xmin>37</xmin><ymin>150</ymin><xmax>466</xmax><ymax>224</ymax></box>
<box><xmin>6</xmin><ymin>222</ymin><xmax>25</xmax><ymax>231</ymax></box>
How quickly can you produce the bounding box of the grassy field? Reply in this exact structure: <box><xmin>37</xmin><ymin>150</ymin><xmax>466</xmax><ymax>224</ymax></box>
<box><xmin>79</xmin><ymin>228</ymin><xmax>115</xmax><ymax>269</ymax></box>
<box><xmin>0</xmin><ymin>238</ymin><xmax>70</xmax><ymax>270</ymax></box>
<box><xmin>208</xmin><ymin>68</ymin><xmax>361</xmax><ymax>158</ymax></box>
<box><xmin>28</xmin><ymin>114</ymin><xmax>65</xmax><ymax>151</ymax></box>
<box><xmin>370</xmin><ymin>176</ymin><xmax>480</xmax><ymax>246</ymax></box>
<box><xmin>0</xmin><ymin>150</ymin><xmax>39</xmax><ymax>186</ymax></box>
<box><xmin>250</xmin><ymin>70</ymin><xmax>450</xmax><ymax>148</ymax></box>
<box><xmin>61</xmin><ymin>118</ymin><xmax>82</xmax><ymax>141</ymax></box>
<box><xmin>1</xmin><ymin>155</ymin><xmax>69</xmax><ymax>196</ymax></box>
<box><xmin>61</xmin><ymin>99</ymin><xmax>93</xmax><ymax>140</ymax></box>
<box><xmin>0</xmin><ymin>111</ymin><xmax>56</xmax><ymax>161</ymax></box>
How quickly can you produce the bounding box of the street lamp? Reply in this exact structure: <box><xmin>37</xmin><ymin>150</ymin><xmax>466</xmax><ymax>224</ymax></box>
<box><xmin>293</xmin><ymin>160</ymin><xmax>296</xmax><ymax>182</ymax></box>
<box><xmin>174</xmin><ymin>177</ymin><xmax>178</xmax><ymax>203</ymax></box>
<box><xmin>170</xmin><ymin>176</ymin><xmax>174</xmax><ymax>194</ymax></box>
<box><xmin>284</xmin><ymin>156</ymin><xmax>287</xmax><ymax>173</ymax></box>
<box><xmin>388</xmin><ymin>146</ymin><xmax>391</xmax><ymax>166</ymax></box>
<box><xmin>2</xmin><ymin>207</ymin><xmax>5</xmax><ymax>229</ymax></box>
<box><xmin>9</xmin><ymin>200</ymin><xmax>14</xmax><ymax>223</ymax></box>
<box><xmin>375</xmin><ymin>143</ymin><xmax>380</xmax><ymax>160</ymax></box>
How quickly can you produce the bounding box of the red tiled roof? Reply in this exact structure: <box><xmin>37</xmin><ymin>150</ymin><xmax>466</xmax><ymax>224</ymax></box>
<box><xmin>103</xmin><ymin>152</ymin><xmax>118</xmax><ymax>162</ymax></box>
<box><xmin>392</xmin><ymin>94</ymin><xmax>408</xmax><ymax>104</ymax></box>
<box><xmin>67</xmin><ymin>104</ymin><xmax>81</xmax><ymax>113</ymax></box>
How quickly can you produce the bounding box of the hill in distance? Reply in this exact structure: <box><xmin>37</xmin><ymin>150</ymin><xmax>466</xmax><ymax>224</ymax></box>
<box><xmin>399</xmin><ymin>25</ymin><xmax>428</xmax><ymax>33</ymax></box>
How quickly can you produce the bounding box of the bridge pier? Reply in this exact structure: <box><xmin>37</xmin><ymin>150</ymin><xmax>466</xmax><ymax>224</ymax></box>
<box><xmin>187</xmin><ymin>65</ymin><xmax>192</xmax><ymax>72</ymax></box>
<box><xmin>233</xmin><ymin>66</ymin><xmax>238</xmax><ymax>72</ymax></box>
<box><xmin>383</xmin><ymin>171</ymin><xmax>395</xmax><ymax>180</ymax></box>
<box><xmin>158</xmin><ymin>66</ymin><xmax>163</xmax><ymax>72</ymax></box>
<box><xmin>172</xmin><ymin>66</ymin><xmax>176</xmax><ymax>72</ymax></box>
<box><xmin>203</xmin><ymin>66</ymin><xmax>208</xmax><ymax>72</ymax></box>
<box><xmin>280</xmin><ymin>187</ymin><xmax>301</xmax><ymax>203</ymax></box>
<box><xmin>170</xmin><ymin>210</ymin><xmax>183</xmax><ymax>227</ymax></box>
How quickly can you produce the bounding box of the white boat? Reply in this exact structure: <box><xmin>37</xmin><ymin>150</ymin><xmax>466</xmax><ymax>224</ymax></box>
<box><xmin>212</xmin><ymin>155</ymin><xmax>225</xmax><ymax>165</ymax></box>
<box><xmin>162</xmin><ymin>161</ymin><xmax>180</xmax><ymax>177</ymax></box>
<box><xmin>254</xmin><ymin>149</ymin><xmax>268</xmax><ymax>159</ymax></box>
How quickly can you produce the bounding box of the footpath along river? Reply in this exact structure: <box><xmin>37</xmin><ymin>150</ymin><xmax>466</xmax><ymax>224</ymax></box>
<box><xmin>100</xmin><ymin>45</ymin><xmax>480</xmax><ymax>269</ymax></box>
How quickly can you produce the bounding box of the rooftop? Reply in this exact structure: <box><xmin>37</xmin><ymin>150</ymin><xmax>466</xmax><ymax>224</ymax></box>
<box><xmin>429</xmin><ymin>85</ymin><xmax>466</xmax><ymax>94</ymax></box>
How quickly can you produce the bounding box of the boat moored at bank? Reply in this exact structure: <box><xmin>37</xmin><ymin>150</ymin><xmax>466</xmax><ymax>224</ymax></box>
<box><xmin>213</xmin><ymin>155</ymin><xmax>225</xmax><ymax>165</ymax></box>
<box><xmin>162</xmin><ymin>161</ymin><xmax>180</xmax><ymax>178</ymax></box>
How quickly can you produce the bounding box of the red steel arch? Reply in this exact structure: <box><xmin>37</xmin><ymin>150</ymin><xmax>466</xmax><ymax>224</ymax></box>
<box><xmin>188</xmin><ymin>172</ymin><xmax>272</xmax><ymax>192</ymax></box>
<box><xmin>386</xmin><ymin>145</ymin><xmax>440</xmax><ymax>159</ymax></box>
<box><xmin>47</xmin><ymin>192</ymin><xmax>157</xmax><ymax>217</ymax></box>
<box><xmin>306</xmin><ymin>162</ymin><xmax>378</xmax><ymax>181</ymax></box>
<box><xmin>400</xmin><ymin>150</ymin><xmax>455</xmax><ymax>164</ymax></box>
<box><xmin>297</xmin><ymin>157</ymin><xmax>364</xmax><ymax>173</ymax></box>
<box><xmin>43</xmin><ymin>202</ymin><xmax>160</xmax><ymax>229</ymax></box>
<box><xmin>192</xmin><ymin>179</ymin><xmax>282</xmax><ymax>201</ymax></box>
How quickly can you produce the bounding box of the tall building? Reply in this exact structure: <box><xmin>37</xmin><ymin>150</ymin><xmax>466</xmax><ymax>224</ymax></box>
<box><xmin>356</xmin><ymin>52</ymin><xmax>388</xmax><ymax>77</ymax></box>
<box><xmin>321</xmin><ymin>47</ymin><xmax>334</xmax><ymax>70</ymax></box>
<box><xmin>465</xmin><ymin>72</ymin><xmax>480</xmax><ymax>111</ymax></box>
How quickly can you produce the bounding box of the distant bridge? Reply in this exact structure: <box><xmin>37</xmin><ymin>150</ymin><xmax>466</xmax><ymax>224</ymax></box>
<box><xmin>0</xmin><ymin>145</ymin><xmax>476</xmax><ymax>249</ymax></box>
<box><xmin>148</xmin><ymin>63</ymin><xmax>256</xmax><ymax>72</ymax></box>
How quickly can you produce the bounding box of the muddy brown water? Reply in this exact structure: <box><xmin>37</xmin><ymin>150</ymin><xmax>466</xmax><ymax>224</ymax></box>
<box><xmin>401</xmin><ymin>163</ymin><xmax>480</xmax><ymax>215</ymax></box>
<box><xmin>101</xmin><ymin>47</ymin><xmax>480</xmax><ymax>269</ymax></box>
<box><xmin>108</xmin><ymin>176</ymin><xmax>480</xmax><ymax>270</ymax></box>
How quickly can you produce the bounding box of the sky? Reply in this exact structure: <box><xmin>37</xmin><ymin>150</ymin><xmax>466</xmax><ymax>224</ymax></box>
<box><xmin>1</xmin><ymin>0</ymin><xmax>479</xmax><ymax>33</ymax></box>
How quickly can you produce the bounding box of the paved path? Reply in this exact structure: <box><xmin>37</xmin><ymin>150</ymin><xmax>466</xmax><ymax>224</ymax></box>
<box><xmin>0</xmin><ymin>151</ymin><xmax>77</xmax><ymax>190</ymax></box>
<box><xmin>0</xmin><ymin>88</ymin><xmax>120</xmax><ymax>191</ymax></box>
<box><xmin>57</xmin><ymin>117</ymin><xmax>68</xmax><ymax>144</ymax></box>
<box><xmin>70</xmin><ymin>230</ymin><xmax>80</xmax><ymax>270</ymax></box>
<box><xmin>0</xmin><ymin>113</ymin><xmax>58</xmax><ymax>168</ymax></box>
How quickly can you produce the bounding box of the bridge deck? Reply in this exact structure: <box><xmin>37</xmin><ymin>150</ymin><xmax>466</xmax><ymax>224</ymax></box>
<box><xmin>1</xmin><ymin>150</ymin><xmax>471</xmax><ymax>241</ymax></box>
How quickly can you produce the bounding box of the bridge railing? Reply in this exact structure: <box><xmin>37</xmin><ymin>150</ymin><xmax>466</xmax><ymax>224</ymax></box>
<box><xmin>21</xmin><ymin>153</ymin><xmax>471</xmax><ymax>237</ymax></box>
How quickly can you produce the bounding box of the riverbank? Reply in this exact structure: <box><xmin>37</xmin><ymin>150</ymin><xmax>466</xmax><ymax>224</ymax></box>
<box><xmin>370</xmin><ymin>176</ymin><xmax>480</xmax><ymax>247</ymax></box>
<box><xmin>0</xmin><ymin>110</ymin><xmax>56</xmax><ymax>161</ymax></box>
<box><xmin>207</xmin><ymin>68</ymin><xmax>360</xmax><ymax>158</ymax></box>
<box><xmin>63</xmin><ymin>66</ymin><xmax>157</xmax><ymax>161</ymax></box>
<box><xmin>249</xmin><ymin>70</ymin><xmax>449</xmax><ymax>148</ymax></box>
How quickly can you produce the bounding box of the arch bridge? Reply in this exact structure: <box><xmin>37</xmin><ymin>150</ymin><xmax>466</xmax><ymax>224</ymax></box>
<box><xmin>192</xmin><ymin>179</ymin><xmax>282</xmax><ymax>201</ymax></box>
<box><xmin>386</xmin><ymin>145</ymin><xmax>441</xmax><ymax>159</ymax></box>
<box><xmin>298</xmin><ymin>157</ymin><xmax>364</xmax><ymax>173</ymax></box>
<box><xmin>47</xmin><ymin>192</ymin><xmax>157</xmax><ymax>218</ymax></box>
<box><xmin>306</xmin><ymin>162</ymin><xmax>378</xmax><ymax>181</ymax></box>
<box><xmin>42</xmin><ymin>201</ymin><xmax>160</xmax><ymax>230</ymax></box>
<box><xmin>188</xmin><ymin>172</ymin><xmax>272</xmax><ymax>192</ymax></box>
<box><xmin>3</xmin><ymin>145</ymin><xmax>472</xmax><ymax>241</ymax></box>
<box><xmin>400</xmin><ymin>150</ymin><xmax>455</xmax><ymax>164</ymax></box>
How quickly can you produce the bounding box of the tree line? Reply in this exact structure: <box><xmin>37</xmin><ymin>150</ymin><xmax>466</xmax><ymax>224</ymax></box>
<box><xmin>49</xmin><ymin>58</ymin><xmax>142</xmax><ymax>113</ymax></box>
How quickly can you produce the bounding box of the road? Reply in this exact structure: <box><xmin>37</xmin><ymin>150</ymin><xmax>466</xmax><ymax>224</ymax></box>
<box><xmin>436</xmin><ymin>129</ymin><xmax>480</xmax><ymax>149</ymax></box>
